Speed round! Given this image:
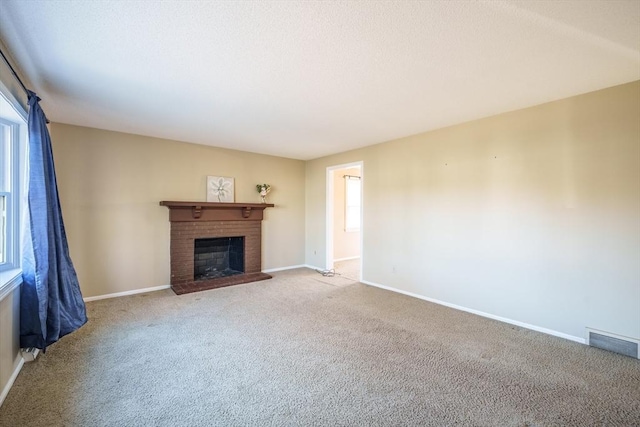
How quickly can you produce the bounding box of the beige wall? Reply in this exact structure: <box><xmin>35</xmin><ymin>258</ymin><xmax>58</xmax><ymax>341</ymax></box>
<box><xmin>50</xmin><ymin>124</ymin><xmax>306</xmax><ymax>298</ymax></box>
<box><xmin>306</xmin><ymin>81</ymin><xmax>640</xmax><ymax>340</ymax></box>
<box><xmin>332</xmin><ymin>167</ymin><xmax>361</xmax><ymax>260</ymax></box>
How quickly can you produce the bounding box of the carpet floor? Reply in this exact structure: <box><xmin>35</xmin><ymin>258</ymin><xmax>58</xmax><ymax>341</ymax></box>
<box><xmin>334</xmin><ymin>259</ymin><xmax>360</xmax><ymax>282</ymax></box>
<box><xmin>1</xmin><ymin>268</ymin><xmax>638</xmax><ymax>426</ymax></box>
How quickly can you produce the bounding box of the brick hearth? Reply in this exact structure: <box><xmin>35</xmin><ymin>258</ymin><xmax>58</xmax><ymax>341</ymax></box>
<box><xmin>160</xmin><ymin>201</ymin><xmax>274</xmax><ymax>295</ymax></box>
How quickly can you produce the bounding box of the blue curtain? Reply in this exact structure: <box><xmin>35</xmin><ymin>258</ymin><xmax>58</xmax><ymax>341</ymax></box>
<box><xmin>20</xmin><ymin>91</ymin><xmax>87</xmax><ymax>350</ymax></box>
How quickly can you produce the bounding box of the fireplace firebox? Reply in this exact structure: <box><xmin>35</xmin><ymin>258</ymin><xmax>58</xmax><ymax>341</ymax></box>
<box><xmin>194</xmin><ymin>236</ymin><xmax>244</xmax><ymax>280</ymax></box>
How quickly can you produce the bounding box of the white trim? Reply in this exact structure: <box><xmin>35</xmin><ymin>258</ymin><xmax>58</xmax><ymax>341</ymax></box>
<box><xmin>0</xmin><ymin>269</ymin><xmax>21</xmax><ymax>302</ymax></box>
<box><xmin>361</xmin><ymin>279</ymin><xmax>586</xmax><ymax>345</ymax></box>
<box><xmin>83</xmin><ymin>285</ymin><xmax>171</xmax><ymax>302</ymax></box>
<box><xmin>0</xmin><ymin>113</ymin><xmax>23</xmax><ymax>274</ymax></box>
<box><xmin>262</xmin><ymin>264</ymin><xmax>307</xmax><ymax>273</ymax></box>
<box><xmin>325</xmin><ymin>166</ymin><xmax>335</xmax><ymax>270</ymax></box>
<box><xmin>0</xmin><ymin>357</ymin><xmax>24</xmax><ymax>407</ymax></box>
<box><xmin>334</xmin><ymin>256</ymin><xmax>360</xmax><ymax>262</ymax></box>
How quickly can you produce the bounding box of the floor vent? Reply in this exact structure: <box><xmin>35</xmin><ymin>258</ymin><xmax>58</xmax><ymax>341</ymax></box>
<box><xmin>587</xmin><ymin>328</ymin><xmax>639</xmax><ymax>359</ymax></box>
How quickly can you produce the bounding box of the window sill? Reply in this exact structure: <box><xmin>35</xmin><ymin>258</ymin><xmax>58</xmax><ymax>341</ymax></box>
<box><xmin>0</xmin><ymin>268</ymin><xmax>22</xmax><ymax>301</ymax></box>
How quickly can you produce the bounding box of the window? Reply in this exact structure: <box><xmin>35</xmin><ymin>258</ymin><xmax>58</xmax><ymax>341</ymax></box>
<box><xmin>0</xmin><ymin>92</ymin><xmax>26</xmax><ymax>274</ymax></box>
<box><xmin>345</xmin><ymin>176</ymin><xmax>361</xmax><ymax>232</ymax></box>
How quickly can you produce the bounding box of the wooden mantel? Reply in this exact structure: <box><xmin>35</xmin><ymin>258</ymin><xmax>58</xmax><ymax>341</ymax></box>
<box><xmin>159</xmin><ymin>201</ymin><xmax>274</xmax><ymax>222</ymax></box>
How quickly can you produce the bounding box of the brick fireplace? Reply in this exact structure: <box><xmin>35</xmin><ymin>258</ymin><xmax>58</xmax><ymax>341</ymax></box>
<box><xmin>160</xmin><ymin>201</ymin><xmax>274</xmax><ymax>295</ymax></box>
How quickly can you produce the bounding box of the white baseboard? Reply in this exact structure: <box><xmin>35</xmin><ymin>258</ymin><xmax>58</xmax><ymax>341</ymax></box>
<box><xmin>262</xmin><ymin>264</ymin><xmax>307</xmax><ymax>273</ymax></box>
<box><xmin>83</xmin><ymin>285</ymin><xmax>171</xmax><ymax>302</ymax></box>
<box><xmin>334</xmin><ymin>256</ymin><xmax>360</xmax><ymax>262</ymax></box>
<box><xmin>0</xmin><ymin>357</ymin><xmax>24</xmax><ymax>407</ymax></box>
<box><xmin>361</xmin><ymin>279</ymin><xmax>586</xmax><ymax>345</ymax></box>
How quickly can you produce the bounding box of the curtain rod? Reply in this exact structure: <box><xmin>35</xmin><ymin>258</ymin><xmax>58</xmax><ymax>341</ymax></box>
<box><xmin>343</xmin><ymin>174</ymin><xmax>361</xmax><ymax>179</ymax></box>
<box><xmin>0</xmin><ymin>47</ymin><xmax>31</xmax><ymax>97</ymax></box>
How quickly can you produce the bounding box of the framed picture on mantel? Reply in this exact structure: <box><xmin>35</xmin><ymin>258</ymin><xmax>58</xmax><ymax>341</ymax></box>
<box><xmin>206</xmin><ymin>176</ymin><xmax>235</xmax><ymax>203</ymax></box>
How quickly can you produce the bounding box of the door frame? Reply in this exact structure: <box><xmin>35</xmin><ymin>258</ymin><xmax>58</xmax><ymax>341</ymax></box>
<box><xmin>325</xmin><ymin>161</ymin><xmax>364</xmax><ymax>281</ymax></box>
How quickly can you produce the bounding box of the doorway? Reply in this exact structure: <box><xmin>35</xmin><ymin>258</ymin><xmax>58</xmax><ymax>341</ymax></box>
<box><xmin>326</xmin><ymin>161</ymin><xmax>363</xmax><ymax>282</ymax></box>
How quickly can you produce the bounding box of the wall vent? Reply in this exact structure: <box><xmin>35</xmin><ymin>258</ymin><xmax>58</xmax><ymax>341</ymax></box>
<box><xmin>586</xmin><ymin>328</ymin><xmax>639</xmax><ymax>359</ymax></box>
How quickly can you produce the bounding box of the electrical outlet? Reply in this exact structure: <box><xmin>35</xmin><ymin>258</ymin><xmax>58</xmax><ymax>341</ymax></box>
<box><xmin>392</xmin><ymin>266</ymin><xmax>396</xmax><ymax>274</ymax></box>
<box><xmin>314</xmin><ymin>250</ymin><xmax>317</xmax><ymax>255</ymax></box>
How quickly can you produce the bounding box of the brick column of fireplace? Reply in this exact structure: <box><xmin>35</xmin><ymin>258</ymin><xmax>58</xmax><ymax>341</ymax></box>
<box><xmin>160</xmin><ymin>201</ymin><xmax>274</xmax><ymax>295</ymax></box>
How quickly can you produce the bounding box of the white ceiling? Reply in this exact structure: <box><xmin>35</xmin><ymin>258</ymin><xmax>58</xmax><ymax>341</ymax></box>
<box><xmin>0</xmin><ymin>1</ymin><xmax>638</xmax><ymax>160</ymax></box>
